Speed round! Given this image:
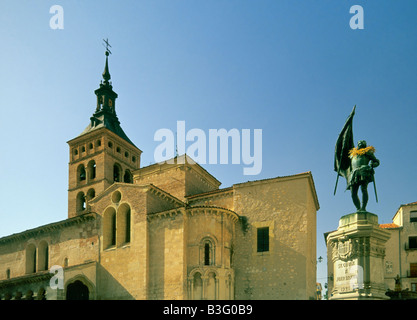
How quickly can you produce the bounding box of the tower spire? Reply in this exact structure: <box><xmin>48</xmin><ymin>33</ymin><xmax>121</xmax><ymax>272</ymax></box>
<box><xmin>102</xmin><ymin>51</ymin><xmax>111</xmax><ymax>84</ymax></box>
<box><xmin>75</xmin><ymin>40</ymin><xmax>137</xmax><ymax>148</ymax></box>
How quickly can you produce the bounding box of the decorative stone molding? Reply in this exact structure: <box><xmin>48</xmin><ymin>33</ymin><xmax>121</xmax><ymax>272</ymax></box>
<box><xmin>187</xmin><ymin>206</ymin><xmax>239</xmax><ymax>223</ymax></box>
<box><xmin>147</xmin><ymin>208</ymin><xmax>185</xmax><ymax>222</ymax></box>
<box><xmin>0</xmin><ymin>213</ymin><xmax>97</xmax><ymax>244</ymax></box>
<box><xmin>331</xmin><ymin>236</ymin><xmax>387</xmax><ymax>263</ymax></box>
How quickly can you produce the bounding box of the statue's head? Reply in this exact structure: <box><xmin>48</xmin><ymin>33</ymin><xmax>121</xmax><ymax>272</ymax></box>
<box><xmin>357</xmin><ymin>140</ymin><xmax>367</xmax><ymax>149</ymax></box>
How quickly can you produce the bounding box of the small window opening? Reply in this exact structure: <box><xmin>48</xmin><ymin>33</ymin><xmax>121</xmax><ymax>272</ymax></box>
<box><xmin>88</xmin><ymin>161</ymin><xmax>96</xmax><ymax>180</ymax></box>
<box><xmin>125</xmin><ymin>209</ymin><xmax>131</xmax><ymax>243</ymax></box>
<box><xmin>113</xmin><ymin>164</ymin><xmax>121</xmax><ymax>182</ymax></box>
<box><xmin>257</xmin><ymin>227</ymin><xmax>269</xmax><ymax>253</ymax></box>
<box><xmin>409</xmin><ymin>236</ymin><xmax>417</xmax><ymax>249</ymax></box>
<box><xmin>411</xmin><ymin>263</ymin><xmax>417</xmax><ymax>277</ymax></box>
<box><xmin>124</xmin><ymin>170</ymin><xmax>132</xmax><ymax>184</ymax></box>
<box><xmin>26</xmin><ymin>244</ymin><xmax>36</xmax><ymax>274</ymax></box>
<box><xmin>79</xmin><ymin>166</ymin><xmax>86</xmax><ymax>181</ymax></box>
<box><xmin>111</xmin><ymin>213</ymin><xmax>116</xmax><ymax>246</ymax></box>
<box><xmin>204</xmin><ymin>243</ymin><xmax>210</xmax><ymax>266</ymax></box>
<box><xmin>87</xmin><ymin>188</ymin><xmax>95</xmax><ymax>202</ymax></box>
<box><xmin>77</xmin><ymin>192</ymin><xmax>86</xmax><ymax>212</ymax></box>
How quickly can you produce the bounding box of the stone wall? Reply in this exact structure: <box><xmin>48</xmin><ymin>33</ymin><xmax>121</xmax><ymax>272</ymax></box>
<box><xmin>232</xmin><ymin>174</ymin><xmax>318</xmax><ymax>300</ymax></box>
<box><xmin>89</xmin><ymin>185</ymin><xmax>149</xmax><ymax>299</ymax></box>
<box><xmin>148</xmin><ymin>209</ymin><xmax>186</xmax><ymax>300</ymax></box>
<box><xmin>133</xmin><ymin>158</ymin><xmax>220</xmax><ymax>202</ymax></box>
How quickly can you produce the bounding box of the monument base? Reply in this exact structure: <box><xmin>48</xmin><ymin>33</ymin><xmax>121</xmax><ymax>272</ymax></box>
<box><xmin>327</xmin><ymin>211</ymin><xmax>390</xmax><ymax>300</ymax></box>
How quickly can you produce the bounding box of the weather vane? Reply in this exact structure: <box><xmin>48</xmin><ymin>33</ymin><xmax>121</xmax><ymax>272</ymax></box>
<box><xmin>103</xmin><ymin>38</ymin><xmax>112</xmax><ymax>56</ymax></box>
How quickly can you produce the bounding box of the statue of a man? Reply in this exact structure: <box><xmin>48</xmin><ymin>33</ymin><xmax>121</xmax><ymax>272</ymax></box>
<box><xmin>347</xmin><ymin>140</ymin><xmax>379</xmax><ymax>211</ymax></box>
<box><xmin>334</xmin><ymin>106</ymin><xmax>380</xmax><ymax>212</ymax></box>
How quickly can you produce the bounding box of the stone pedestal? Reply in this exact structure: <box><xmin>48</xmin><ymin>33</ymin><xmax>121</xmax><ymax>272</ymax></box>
<box><xmin>327</xmin><ymin>211</ymin><xmax>390</xmax><ymax>300</ymax></box>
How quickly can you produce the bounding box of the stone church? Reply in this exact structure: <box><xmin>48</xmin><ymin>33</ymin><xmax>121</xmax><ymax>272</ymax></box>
<box><xmin>0</xmin><ymin>51</ymin><xmax>319</xmax><ymax>300</ymax></box>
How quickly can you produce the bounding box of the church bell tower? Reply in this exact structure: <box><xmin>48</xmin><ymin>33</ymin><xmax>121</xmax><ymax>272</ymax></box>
<box><xmin>67</xmin><ymin>44</ymin><xmax>142</xmax><ymax>218</ymax></box>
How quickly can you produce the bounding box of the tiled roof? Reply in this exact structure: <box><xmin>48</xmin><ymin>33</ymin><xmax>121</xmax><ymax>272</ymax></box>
<box><xmin>186</xmin><ymin>187</ymin><xmax>233</xmax><ymax>199</ymax></box>
<box><xmin>379</xmin><ymin>223</ymin><xmax>400</xmax><ymax>229</ymax></box>
<box><xmin>78</xmin><ymin>112</ymin><xmax>137</xmax><ymax>147</ymax></box>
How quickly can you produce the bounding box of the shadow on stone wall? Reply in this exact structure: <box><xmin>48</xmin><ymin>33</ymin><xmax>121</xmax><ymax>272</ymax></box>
<box><xmin>234</xmin><ymin>229</ymin><xmax>310</xmax><ymax>300</ymax></box>
<box><xmin>96</xmin><ymin>264</ymin><xmax>135</xmax><ymax>300</ymax></box>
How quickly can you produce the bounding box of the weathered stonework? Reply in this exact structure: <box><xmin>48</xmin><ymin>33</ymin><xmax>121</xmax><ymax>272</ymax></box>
<box><xmin>327</xmin><ymin>212</ymin><xmax>390</xmax><ymax>300</ymax></box>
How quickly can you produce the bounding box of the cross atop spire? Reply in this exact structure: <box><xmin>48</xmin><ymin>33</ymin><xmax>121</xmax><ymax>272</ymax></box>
<box><xmin>102</xmin><ymin>38</ymin><xmax>112</xmax><ymax>85</ymax></box>
<box><xmin>103</xmin><ymin>38</ymin><xmax>112</xmax><ymax>55</ymax></box>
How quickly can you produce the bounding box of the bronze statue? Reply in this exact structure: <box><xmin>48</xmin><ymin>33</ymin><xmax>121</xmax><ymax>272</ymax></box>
<box><xmin>334</xmin><ymin>106</ymin><xmax>379</xmax><ymax>212</ymax></box>
<box><xmin>347</xmin><ymin>140</ymin><xmax>379</xmax><ymax>211</ymax></box>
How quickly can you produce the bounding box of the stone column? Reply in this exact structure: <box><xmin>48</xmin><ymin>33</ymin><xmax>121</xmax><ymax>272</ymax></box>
<box><xmin>327</xmin><ymin>211</ymin><xmax>390</xmax><ymax>300</ymax></box>
<box><xmin>187</xmin><ymin>277</ymin><xmax>193</xmax><ymax>300</ymax></box>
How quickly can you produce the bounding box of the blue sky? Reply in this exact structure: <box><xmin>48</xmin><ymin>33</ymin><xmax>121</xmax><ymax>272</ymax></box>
<box><xmin>1</xmin><ymin>0</ymin><xmax>416</xmax><ymax>291</ymax></box>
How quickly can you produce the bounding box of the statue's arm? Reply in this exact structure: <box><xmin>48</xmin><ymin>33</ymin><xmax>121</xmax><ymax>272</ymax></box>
<box><xmin>369</xmin><ymin>153</ymin><xmax>380</xmax><ymax>168</ymax></box>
